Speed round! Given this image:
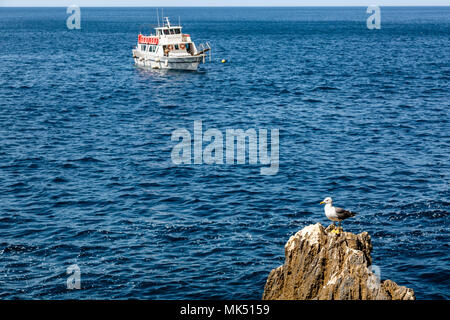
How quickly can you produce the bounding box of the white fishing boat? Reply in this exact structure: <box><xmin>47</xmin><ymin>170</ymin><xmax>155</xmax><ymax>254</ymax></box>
<box><xmin>132</xmin><ymin>17</ymin><xmax>210</xmax><ymax>71</ymax></box>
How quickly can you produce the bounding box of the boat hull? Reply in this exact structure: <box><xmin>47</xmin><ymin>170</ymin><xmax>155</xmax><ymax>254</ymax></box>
<box><xmin>133</xmin><ymin>51</ymin><xmax>204</xmax><ymax>71</ymax></box>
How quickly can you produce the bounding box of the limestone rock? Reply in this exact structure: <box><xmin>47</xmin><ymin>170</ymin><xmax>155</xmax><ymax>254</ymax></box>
<box><xmin>262</xmin><ymin>223</ymin><xmax>415</xmax><ymax>300</ymax></box>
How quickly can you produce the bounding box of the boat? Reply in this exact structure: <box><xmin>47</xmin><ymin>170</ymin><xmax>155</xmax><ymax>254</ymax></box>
<box><xmin>132</xmin><ymin>17</ymin><xmax>210</xmax><ymax>71</ymax></box>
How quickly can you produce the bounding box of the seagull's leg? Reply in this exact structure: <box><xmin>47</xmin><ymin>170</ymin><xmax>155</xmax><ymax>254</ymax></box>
<box><xmin>331</xmin><ymin>222</ymin><xmax>338</xmax><ymax>234</ymax></box>
<box><xmin>335</xmin><ymin>221</ymin><xmax>341</xmax><ymax>234</ymax></box>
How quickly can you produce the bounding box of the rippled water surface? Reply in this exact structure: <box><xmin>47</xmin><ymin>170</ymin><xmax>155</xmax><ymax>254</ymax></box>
<box><xmin>0</xmin><ymin>7</ymin><xmax>449</xmax><ymax>299</ymax></box>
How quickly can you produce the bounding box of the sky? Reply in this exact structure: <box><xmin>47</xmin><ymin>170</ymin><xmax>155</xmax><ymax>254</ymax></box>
<box><xmin>1</xmin><ymin>1</ymin><xmax>449</xmax><ymax>6</ymax></box>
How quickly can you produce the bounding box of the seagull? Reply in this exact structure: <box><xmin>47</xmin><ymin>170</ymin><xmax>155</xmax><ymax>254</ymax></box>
<box><xmin>320</xmin><ymin>197</ymin><xmax>357</xmax><ymax>234</ymax></box>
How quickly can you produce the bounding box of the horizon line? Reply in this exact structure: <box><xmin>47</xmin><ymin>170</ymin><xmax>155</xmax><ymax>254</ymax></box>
<box><xmin>2</xmin><ymin>5</ymin><xmax>450</xmax><ymax>7</ymax></box>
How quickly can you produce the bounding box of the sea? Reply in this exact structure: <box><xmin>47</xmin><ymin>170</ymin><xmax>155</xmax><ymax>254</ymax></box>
<box><xmin>0</xmin><ymin>7</ymin><xmax>448</xmax><ymax>299</ymax></box>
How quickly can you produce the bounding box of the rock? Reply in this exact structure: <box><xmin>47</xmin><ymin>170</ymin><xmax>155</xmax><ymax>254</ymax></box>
<box><xmin>262</xmin><ymin>223</ymin><xmax>415</xmax><ymax>300</ymax></box>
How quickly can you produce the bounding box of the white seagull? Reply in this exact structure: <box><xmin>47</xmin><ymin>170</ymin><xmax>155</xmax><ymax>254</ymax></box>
<box><xmin>320</xmin><ymin>197</ymin><xmax>357</xmax><ymax>234</ymax></box>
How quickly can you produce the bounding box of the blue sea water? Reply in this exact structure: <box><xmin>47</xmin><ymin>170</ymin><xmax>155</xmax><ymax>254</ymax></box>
<box><xmin>0</xmin><ymin>7</ymin><xmax>449</xmax><ymax>299</ymax></box>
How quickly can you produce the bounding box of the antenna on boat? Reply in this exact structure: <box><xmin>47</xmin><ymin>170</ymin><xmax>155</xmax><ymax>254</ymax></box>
<box><xmin>156</xmin><ymin>8</ymin><xmax>160</xmax><ymax>27</ymax></box>
<box><xmin>178</xmin><ymin>16</ymin><xmax>181</xmax><ymax>27</ymax></box>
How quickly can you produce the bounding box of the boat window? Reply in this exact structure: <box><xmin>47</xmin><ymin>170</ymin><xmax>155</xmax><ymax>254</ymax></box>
<box><xmin>141</xmin><ymin>44</ymin><xmax>146</xmax><ymax>51</ymax></box>
<box><xmin>164</xmin><ymin>29</ymin><xmax>169</xmax><ymax>35</ymax></box>
<box><xmin>174</xmin><ymin>44</ymin><xmax>179</xmax><ymax>50</ymax></box>
<box><xmin>186</xmin><ymin>43</ymin><xmax>191</xmax><ymax>51</ymax></box>
<box><xmin>174</xmin><ymin>28</ymin><xmax>181</xmax><ymax>34</ymax></box>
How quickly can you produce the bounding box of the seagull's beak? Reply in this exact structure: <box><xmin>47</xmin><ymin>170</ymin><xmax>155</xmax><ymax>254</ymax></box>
<box><xmin>320</xmin><ymin>201</ymin><xmax>324</xmax><ymax>205</ymax></box>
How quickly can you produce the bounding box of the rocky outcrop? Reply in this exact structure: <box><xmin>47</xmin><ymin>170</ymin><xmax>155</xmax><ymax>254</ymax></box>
<box><xmin>262</xmin><ymin>223</ymin><xmax>415</xmax><ymax>300</ymax></box>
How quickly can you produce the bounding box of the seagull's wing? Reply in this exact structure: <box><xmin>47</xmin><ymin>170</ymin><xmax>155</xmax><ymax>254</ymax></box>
<box><xmin>335</xmin><ymin>207</ymin><xmax>357</xmax><ymax>220</ymax></box>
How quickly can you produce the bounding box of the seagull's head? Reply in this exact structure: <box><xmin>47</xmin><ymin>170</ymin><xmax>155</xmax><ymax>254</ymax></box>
<box><xmin>320</xmin><ymin>197</ymin><xmax>332</xmax><ymax>205</ymax></box>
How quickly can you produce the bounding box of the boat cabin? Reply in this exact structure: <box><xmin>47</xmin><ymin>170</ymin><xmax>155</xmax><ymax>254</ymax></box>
<box><xmin>156</xmin><ymin>27</ymin><xmax>182</xmax><ymax>36</ymax></box>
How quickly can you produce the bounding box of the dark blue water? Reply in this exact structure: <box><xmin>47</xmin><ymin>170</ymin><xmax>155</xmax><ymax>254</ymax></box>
<box><xmin>0</xmin><ymin>7</ymin><xmax>449</xmax><ymax>299</ymax></box>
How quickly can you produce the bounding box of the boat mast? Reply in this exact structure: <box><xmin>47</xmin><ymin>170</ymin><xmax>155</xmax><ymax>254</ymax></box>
<box><xmin>164</xmin><ymin>17</ymin><xmax>171</xmax><ymax>28</ymax></box>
